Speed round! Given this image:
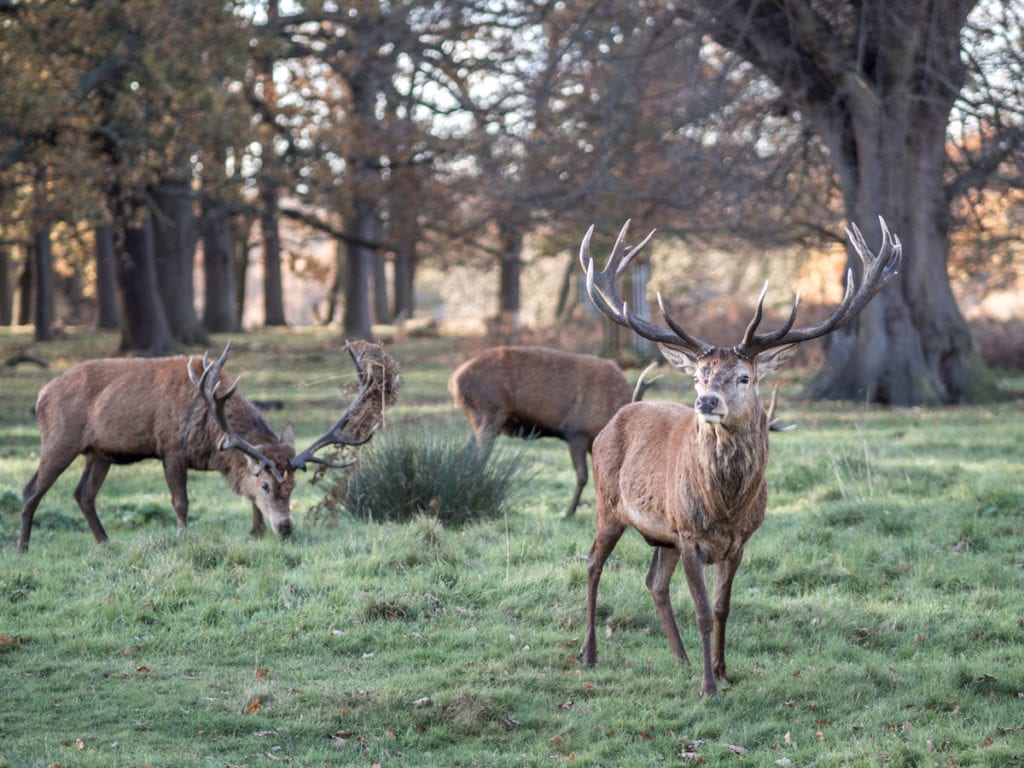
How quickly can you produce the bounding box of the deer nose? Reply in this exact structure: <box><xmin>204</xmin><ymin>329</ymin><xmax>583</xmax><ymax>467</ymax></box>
<box><xmin>277</xmin><ymin>519</ymin><xmax>293</xmax><ymax>538</ymax></box>
<box><xmin>695</xmin><ymin>395</ymin><xmax>720</xmax><ymax>414</ymax></box>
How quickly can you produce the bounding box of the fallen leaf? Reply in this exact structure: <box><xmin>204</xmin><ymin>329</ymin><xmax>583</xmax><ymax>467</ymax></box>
<box><xmin>245</xmin><ymin>698</ymin><xmax>263</xmax><ymax>715</ymax></box>
<box><xmin>256</xmin><ymin>668</ymin><xmax>269</xmax><ymax>680</ymax></box>
<box><xmin>135</xmin><ymin>666</ymin><xmax>152</xmax><ymax>674</ymax></box>
<box><xmin>783</xmin><ymin>731</ymin><xmax>794</xmax><ymax>747</ymax></box>
<box><xmin>75</xmin><ymin>739</ymin><xmax>85</xmax><ymax>750</ymax></box>
<box><xmin>727</xmin><ymin>744</ymin><xmax>748</xmax><ymax>754</ymax></box>
<box><xmin>412</xmin><ymin>696</ymin><xmax>432</xmax><ymax>708</ymax></box>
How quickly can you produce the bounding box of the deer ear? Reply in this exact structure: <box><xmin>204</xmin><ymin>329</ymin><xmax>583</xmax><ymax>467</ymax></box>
<box><xmin>658</xmin><ymin>344</ymin><xmax>699</xmax><ymax>374</ymax></box>
<box><xmin>280</xmin><ymin>421</ymin><xmax>295</xmax><ymax>447</ymax></box>
<box><xmin>756</xmin><ymin>344</ymin><xmax>798</xmax><ymax>380</ymax></box>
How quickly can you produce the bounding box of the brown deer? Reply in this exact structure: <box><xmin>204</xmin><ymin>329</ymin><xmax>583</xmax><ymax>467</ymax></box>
<box><xmin>448</xmin><ymin>346</ymin><xmax>656</xmax><ymax>517</ymax></box>
<box><xmin>17</xmin><ymin>342</ymin><xmax>378</xmax><ymax>552</ymax></box>
<box><xmin>578</xmin><ymin>218</ymin><xmax>901</xmax><ymax>696</ymax></box>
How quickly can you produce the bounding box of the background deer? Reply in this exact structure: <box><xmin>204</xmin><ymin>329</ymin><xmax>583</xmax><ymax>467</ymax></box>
<box><xmin>448</xmin><ymin>346</ymin><xmax>656</xmax><ymax>517</ymax></box>
<box><xmin>18</xmin><ymin>342</ymin><xmax>383</xmax><ymax>552</ymax></box>
<box><xmin>578</xmin><ymin>218</ymin><xmax>901</xmax><ymax>696</ymax></box>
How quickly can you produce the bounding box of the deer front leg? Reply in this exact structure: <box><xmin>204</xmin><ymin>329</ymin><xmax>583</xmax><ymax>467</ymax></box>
<box><xmin>161</xmin><ymin>456</ymin><xmax>190</xmax><ymax>535</ymax></box>
<box><xmin>580</xmin><ymin>524</ymin><xmax>624</xmax><ymax>666</ymax></box>
<box><xmin>711</xmin><ymin>549</ymin><xmax>744</xmax><ymax>683</ymax></box>
<box><xmin>679</xmin><ymin>541</ymin><xmax>716</xmax><ymax>697</ymax></box>
<box><xmin>645</xmin><ymin>545</ymin><xmax>689</xmax><ymax>665</ymax></box>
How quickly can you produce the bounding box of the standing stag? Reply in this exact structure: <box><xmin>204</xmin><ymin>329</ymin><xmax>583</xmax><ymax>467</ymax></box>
<box><xmin>578</xmin><ymin>219</ymin><xmax>901</xmax><ymax>696</ymax></box>
<box><xmin>18</xmin><ymin>343</ymin><xmax>376</xmax><ymax>552</ymax></box>
<box><xmin>448</xmin><ymin>346</ymin><xmax>655</xmax><ymax>517</ymax></box>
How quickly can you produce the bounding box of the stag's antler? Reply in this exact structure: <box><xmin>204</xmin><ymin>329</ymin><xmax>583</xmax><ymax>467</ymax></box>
<box><xmin>580</xmin><ymin>220</ymin><xmax>714</xmax><ymax>357</ymax></box>
<box><xmin>734</xmin><ymin>217</ymin><xmax>902</xmax><ymax>359</ymax></box>
<box><xmin>289</xmin><ymin>345</ymin><xmax>377</xmax><ymax>472</ymax></box>
<box><xmin>580</xmin><ymin>217</ymin><xmax>902</xmax><ymax>360</ymax></box>
<box><xmin>188</xmin><ymin>341</ymin><xmax>285</xmax><ymax>481</ymax></box>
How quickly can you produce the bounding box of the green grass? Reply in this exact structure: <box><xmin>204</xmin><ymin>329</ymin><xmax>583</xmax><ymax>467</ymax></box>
<box><xmin>1</xmin><ymin>326</ymin><xmax>1022</xmax><ymax>767</ymax></box>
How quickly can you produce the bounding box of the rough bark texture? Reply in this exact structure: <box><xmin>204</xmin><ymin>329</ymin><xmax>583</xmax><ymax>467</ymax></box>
<box><xmin>260</xmin><ymin>183</ymin><xmax>286</xmax><ymax>327</ymax></box>
<box><xmin>94</xmin><ymin>225</ymin><xmax>121</xmax><ymax>329</ymax></box>
<box><xmin>152</xmin><ymin>180</ymin><xmax>206</xmax><ymax>345</ymax></box>
<box><xmin>116</xmin><ymin>207</ymin><xmax>173</xmax><ymax>355</ymax></box>
<box><xmin>201</xmin><ymin>196</ymin><xmax>239</xmax><ymax>334</ymax></box>
<box><xmin>692</xmin><ymin>0</ymin><xmax>999</xmax><ymax>404</ymax></box>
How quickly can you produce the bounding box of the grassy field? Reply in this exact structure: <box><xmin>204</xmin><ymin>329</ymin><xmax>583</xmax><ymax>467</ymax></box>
<box><xmin>0</xmin><ymin>327</ymin><xmax>1021</xmax><ymax>767</ymax></box>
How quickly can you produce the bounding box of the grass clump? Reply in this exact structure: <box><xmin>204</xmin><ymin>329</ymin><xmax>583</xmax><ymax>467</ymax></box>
<box><xmin>318</xmin><ymin>428</ymin><xmax>529</xmax><ymax>525</ymax></box>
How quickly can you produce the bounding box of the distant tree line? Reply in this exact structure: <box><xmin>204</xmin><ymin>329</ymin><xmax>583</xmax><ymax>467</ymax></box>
<box><xmin>1</xmin><ymin>0</ymin><xmax>1022</xmax><ymax>405</ymax></box>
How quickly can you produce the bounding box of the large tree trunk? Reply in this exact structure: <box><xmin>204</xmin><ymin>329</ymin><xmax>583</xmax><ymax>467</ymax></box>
<box><xmin>343</xmin><ymin>203</ymin><xmax>379</xmax><ymax>339</ymax></box>
<box><xmin>94</xmin><ymin>225</ymin><xmax>121</xmax><ymax>329</ymax></box>
<box><xmin>697</xmin><ymin>0</ymin><xmax>999</xmax><ymax>405</ymax></box>
<box><xmin>201</xmin><ymin>195</ymin><xmax>239</xmax><ymax>333</ymax></box>
<box><xmin>0</xmin><ymin>242</ymin><xmax>10</xmax><ymax>326</ymax></box>
<box><xmin>392</xmin><ymin>233</ymin><xmax>416</xmax><ymax>320</ymax></box>
<box><xmin>116</xmin><ymin>206</ymin><xmax>173</xmax><ymax>355</ymax></box>
<box><xmin>151</xmin><ymin>179</ymin><xmax>206</xmax><ymax>345</ymax></box>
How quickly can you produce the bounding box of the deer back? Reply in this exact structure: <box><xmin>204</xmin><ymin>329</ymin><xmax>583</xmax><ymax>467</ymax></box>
<box><xmin>448</xmin><ymin>346</ymin><xmax>632</xmax><ymax>439</ymax></box>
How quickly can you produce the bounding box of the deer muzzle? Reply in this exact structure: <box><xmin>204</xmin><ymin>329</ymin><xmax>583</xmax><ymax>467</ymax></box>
<box><xmin>695</xmin><ymin>393</ymin><xmax>725</xmax><ymax>424</ymax></box>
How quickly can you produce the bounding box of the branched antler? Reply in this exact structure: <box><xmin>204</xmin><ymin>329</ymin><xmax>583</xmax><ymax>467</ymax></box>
<box><xmin>188</xmin><ymin>341</ymin><xmax>285</xmax><ymax>481</ymax></box>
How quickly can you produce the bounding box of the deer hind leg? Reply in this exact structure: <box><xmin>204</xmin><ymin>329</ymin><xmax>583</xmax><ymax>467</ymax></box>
<box><xmin>580</xmin><ymin>523</ymin><xmax>625</xmax><ymax>666</ymax></box>
<box><xmin>645</xmin><ymin>545</ymin><xmax>689</xmax><ymax>665</ymax></box>
<box><xmin>563</xmin><ymin>437</ymin><xmax>589</xmax><ymax>518</ymax></box>
<box><xmin>679</xmin><ymin>542</ymin><xmax>717</xmax><ymax>697</ymax></box>
<box><xmin>710</xmin><ymin>549</ymin><xmax>744</xmax><ymax>683</ymax></box>
<box><xmin>18</xmin><ymin>445</ymin><xmax>80</xmax><ymax>552</ymax></box>
<box><xmin>74</xmin><ymin>454</ymin><xmax>112</xmax><ymax>544</ymax></box>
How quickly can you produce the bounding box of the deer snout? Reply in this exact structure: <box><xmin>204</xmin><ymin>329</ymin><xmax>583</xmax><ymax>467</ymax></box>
<box><xmin>276</xmin><ymin>518</ymin><xmax>293</xmax><ymax>537</ymax></box>
<box><xmin>695</xmin><ymin>394</ymin><xmax>725</xmax><ymax>423</ymax></box>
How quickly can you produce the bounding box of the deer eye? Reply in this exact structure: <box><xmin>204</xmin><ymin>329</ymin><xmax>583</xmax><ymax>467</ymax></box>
<box><xmin>261</xmin><ymin>481</ymin><xmax>271</xmax><ymax>493</ymax></box>
<box><xmin>738</xmin><ymin>373</ymin><xmax>750</xmax><ymax>385</ymax></box>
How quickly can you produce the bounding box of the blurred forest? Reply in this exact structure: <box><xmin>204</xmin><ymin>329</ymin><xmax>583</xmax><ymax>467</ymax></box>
<box><xmin>1</xmin><ymin>1</ymin><xmax>1022</xmax><ymax>404</ymax></box>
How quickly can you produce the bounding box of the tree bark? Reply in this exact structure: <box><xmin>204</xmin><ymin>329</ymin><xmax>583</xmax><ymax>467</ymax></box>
<box><xmin>0</xmin><ymin>242</ymin><xmax>10</xmax><ymax>326</ymax></box>
<box><xmin>260</xmin><ymin>182</ymin><xmax>286</xmax><ymax>326</ymax></box>
<box><xmin>201</xmin><ymin>195</ymin><xmax>239</xmax><ymax>333</ymax></box>
<box><xmin>497</xmin><ymin>224</ymin><xmax>523</xmax><ymax>325</ymax></box>
<box><xmin>151</xmin><ymin>179</ymin><xmax>206</xmax><ymax>344</ymax></box>
<box><xmin>343</xmin><ymin>202</ymin><xmax>379</xmax><ymax>339</ymax></box>
<box><xmin>94</xmin><ymin>225</ymin><xmax>121</xmax><ymax>329</ymax></box>
<box><xmin>116</xmin><ymin>206</ymin><xmax>173</xmax><ymax>355</ymax></box>
<box><xmin>31</xmin><ymin>221</ymin><xmax>54</xmax><ymax>341</ymax></box>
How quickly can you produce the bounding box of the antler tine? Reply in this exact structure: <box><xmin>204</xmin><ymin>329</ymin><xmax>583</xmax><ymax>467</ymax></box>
<box><xmin>289</xmin><ymin>345</ymin><xmax>377</xmax><ymax>472</ymax></box>
<box><xmin>737</xmin><ymin>216</ymin><xmax>902</xmax><ymax>358</ymax></box>
<box><xmin>580</xmin><ymin>221</ymin><xmax>715</xmax><ymax>356</ymax></box>
<box><xmin>188</xmin><ymin>342</ymin><xmax>284</xmax><ymax>482</ymax></box>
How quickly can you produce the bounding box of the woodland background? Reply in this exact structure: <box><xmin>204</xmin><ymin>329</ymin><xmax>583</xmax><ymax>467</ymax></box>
<box><xmin>2</xmin><ymin>0</ymin><xmax>1024</xmax><ymax>402</ymax></box>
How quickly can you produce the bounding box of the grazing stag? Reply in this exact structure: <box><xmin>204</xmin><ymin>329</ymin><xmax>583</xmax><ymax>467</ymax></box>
<box><xmin>578</xmin><ymin>218</ymin><xmax>901</xmax><ymax>696</ymax></box>
<box><xmin>18</xmin><ymin>343</ymin><xmax>376</xmax><ymax>552</ymax></box>
<box><xmin>448</xmin><ymin>346</ymin><xmax>655</xmax><ymax>517</ymax></box>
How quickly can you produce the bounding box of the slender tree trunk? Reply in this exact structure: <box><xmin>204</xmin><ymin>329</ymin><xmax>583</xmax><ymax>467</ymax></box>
<box><xmin>94</xmin><ymin>225</ymin><xmax>121</xmax><ymax>329</ymax></box>
<box><xmin>201</xmin><ymin>195</ymin><xmax>239</xmax><ymax>333</ymax></box>
<box><xmin>116</xmin><ymin>205</ymin><xmax>173</xmax><ymax>355</ymax></box>
<box><xmin>260</xmin><ymin>183</ymin><xmax>286</xmax><ymax>327</ymax></box>
<box><xmin>497</xmin><ymin>224</ymin><xmax>523</xmax><ymax>325</ymax></box>
<box><xmin>31</xmin><ymin>167</ymin><xmax>54</xmax><ymax>341</ymax></box>
<box><xmin>372</xmin><ymin>249</ymin><xmax>389</xmax><ymax>324</ymax></box>
<box><xmin>31</xmin><ymin>222</ymin><xmax>54</xmax><ymax>341</ymax></box>
<box><xmin>326</xmin><ymin>238</ymin><xmax>344</xmax><ymax>325</ymax></box>
<box><xmin>0</xmin><ymin>242</ymin><xmax>10</xmax><ymax>326</ymax></box>
<box><xmin>151</xmin><ymin>179</ymin><xmax>206</xmax><ymax>344</ymax></box>
<box><xmin>392</xmin><ymin>234</ymin><xmax>416</xmax><ymax>320</ymax></box>
<box><xmin>16</xmin><ymin>253</ymin><xmax>31</xmax><ymax>326</ymax></box>
<box><xmin>232</xmin><ymin>215</ymin><xmax>251</xmax><ymax>328</ymax></box>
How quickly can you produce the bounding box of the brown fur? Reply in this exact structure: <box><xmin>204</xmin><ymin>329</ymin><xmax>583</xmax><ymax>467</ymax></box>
<box><xmin>18</xmin><ymin>355</ymin><xmax>296</xmax><ymax>552</ymax></box>
<box><xmin>581</xmin><ymin>345</ymin><xmax>793</xmax><ymax>697</ymax></box>
<box><xmin>448</xmin><ymin>345</ymin><xmax>635</xmax><ymax>517</ymax></box>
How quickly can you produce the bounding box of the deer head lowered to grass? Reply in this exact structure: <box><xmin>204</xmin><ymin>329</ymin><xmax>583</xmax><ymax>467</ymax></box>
<box><xmin>17</xmin><ymin>342</ymin><xmax>388</xmax><ymax>552</ymax></box>
<box><xmin>578</xmin><ymin>218</ymin><xmax>901</xmax><ymax>696</ymax></box>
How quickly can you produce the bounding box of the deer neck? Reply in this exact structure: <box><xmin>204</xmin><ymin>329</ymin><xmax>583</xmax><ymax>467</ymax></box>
<box><xmin>689</xmin><ymin>412</ymin><xmax>769</xmax><ymax>510</ymax></box>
